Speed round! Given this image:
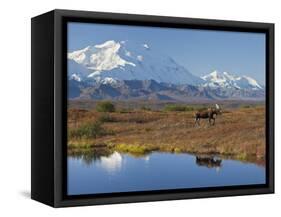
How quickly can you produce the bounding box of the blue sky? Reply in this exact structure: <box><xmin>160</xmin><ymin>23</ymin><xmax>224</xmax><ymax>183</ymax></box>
<box><xmin>68</xmin><ymin>22</ymin><xmax>266</xmax><ymax>84</ymax></box>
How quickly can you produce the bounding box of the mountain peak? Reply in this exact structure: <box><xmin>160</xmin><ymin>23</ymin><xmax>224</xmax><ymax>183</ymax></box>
<box><xmin>201</xmin><ymin>70</ymin><xmax>263</xmax><ymax>90</ymax></box>
<box><xmin>210</xmin><ymin>70</ymin><xmax>219</xmax><ymax>77</ymax></box>
<box><xmin>67</xmin><ymin>40</ymin><xmax>203</xmax><ymax>85</ymax></box>
<box><xmin>94</xmin><ymin>40</ymin><xmax>118</xmax><ymax>49</ymax></box>
<box><xmin>68</xmin><ymin>40</ymin><xmax>136</xmax><ymax>74</ymax></box>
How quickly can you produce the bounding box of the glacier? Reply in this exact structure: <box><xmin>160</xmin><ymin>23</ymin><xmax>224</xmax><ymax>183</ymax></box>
<box><xmin>68</xmin><ymin>40</ymin><xmax>203</xmax><ymax>85</ymax></box>
<box><xmin>201</xmin><ymin>70</ymin><xmax>263</xmax><ymax>90</ymax></box>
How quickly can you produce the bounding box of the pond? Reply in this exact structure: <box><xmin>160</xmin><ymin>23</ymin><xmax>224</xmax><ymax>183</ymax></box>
<box><xmin>67</xmin><ymin>151</ymin><xmax>265</xmax><ymax>195</ymax></box>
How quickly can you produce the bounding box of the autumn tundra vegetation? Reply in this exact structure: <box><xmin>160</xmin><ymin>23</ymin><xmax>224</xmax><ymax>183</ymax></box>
<box><xmin>67</xmin><ymin>100</ymin><xmax>265</xmax><ymax>165</ymax></box>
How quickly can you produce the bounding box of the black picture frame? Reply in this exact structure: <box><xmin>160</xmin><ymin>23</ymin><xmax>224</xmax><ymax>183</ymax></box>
<box><xmin>31</xmin><ymin>9</ymin><xmax>274</xmax><ymax>207</ymax></box>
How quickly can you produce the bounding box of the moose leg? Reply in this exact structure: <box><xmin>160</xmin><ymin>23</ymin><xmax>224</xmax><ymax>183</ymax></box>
<box><xmin>213</xmin><ymin>118</ymin><xmax>216</xmax><ymax>125</ymax></box>
<box><xmin>195</xmin><ymin>117</ymin><xmax>200</xmax><ymax>127</ymax></box>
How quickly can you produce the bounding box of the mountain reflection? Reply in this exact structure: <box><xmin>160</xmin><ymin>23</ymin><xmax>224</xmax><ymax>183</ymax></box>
<box><xmin>68</xmin><ymin>147</ymin><xmax>113</xmax><ymax>165</ymax></box>
<box><xmin>68</xmin><ymin>148</ymin><xmax>153</xmax><ymax>172</ymax></box>
<box><xmin>69</xmin><ymin>149</ymin><xmax>123</xmax><ymax>172</ymax></box>
<box><xmin>99</xmin><ymin>152</ymin><xmax>123</xmax><ymax>172</ymax></box>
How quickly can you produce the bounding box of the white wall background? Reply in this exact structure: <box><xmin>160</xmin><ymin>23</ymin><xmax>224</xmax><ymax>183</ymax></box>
<box><xmin>0</xmin><ymin>0</ymin><xmax>279</xmax><ymax>216</ymax></box>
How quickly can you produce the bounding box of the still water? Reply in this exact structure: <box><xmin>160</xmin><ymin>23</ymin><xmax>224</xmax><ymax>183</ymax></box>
<box><xmin>67</xmin><ymin>151</ymin><xmax>265</xmax><ymax>195</ymax></box>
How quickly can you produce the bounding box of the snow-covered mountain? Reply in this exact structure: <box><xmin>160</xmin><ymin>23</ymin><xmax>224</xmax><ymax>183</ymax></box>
<box><xmin>67</xmin><ymin>40</ymin><xmax>265</xmax><ymax>101</ymax></box>
<box><xmin>68</xmin><ymin>40</ymin><xmax>203</xmax><ymax>85</ymax></box>
<box><xmin>201</xmin><ymin>71</ymin><xmax>263</xmax><ymax>90</ymax></box>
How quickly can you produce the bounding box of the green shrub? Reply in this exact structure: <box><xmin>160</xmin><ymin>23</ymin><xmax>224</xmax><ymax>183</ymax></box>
<box><xmin>69</xmin><ymin>121</ymin><xmax>106</xmax><ymax>139</ymax></box>
<box><xmin>118</xmin><ymin>108</ymin><xmax>132</xmax><ymax>113</ymax></box>
<box><xmin>174</xmin><ymin>147</ymin><xmax>182</xmax><ymax>153</ymax></box>
<box><xmin>116</xmin><ymin>144</ymin><xmax>151</xmax><ymax>154</ymax></box>
<box><xmin>144</xmin><ymin>127</ymin><xmax>152</xmax><ymax>132</ymax></box>
<box><xmin>98</xmin><ymin>113</ymin><xmax>116</xmax><ymax>122</ymax></box>
<box><xmin>140</xmin><ymin>106</ymin><xmax>151</xmax><ymax>111</ymax></box>
<box><xmin>96</xmin><ymin>101</ymin><xmax>116</xmax><ymax>112</ymax></box>
<box><xmin>164</xmin><ymin>104</ymin><xmax>194</xmax><ymax>112</ymax></box>
<box><xmin>185</xmin><ymin>106</ymin><xmax>195</xmax><ymax>111</ymax></box>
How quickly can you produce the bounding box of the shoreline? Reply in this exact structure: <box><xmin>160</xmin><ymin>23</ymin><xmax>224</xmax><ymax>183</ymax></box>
<box><xmin>67</xmin><ymin>142</ymin><xmax>265</xmax><ymax>166</ymax></box>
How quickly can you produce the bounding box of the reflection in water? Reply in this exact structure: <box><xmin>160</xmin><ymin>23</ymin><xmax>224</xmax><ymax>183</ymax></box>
<box><xmin>196</xmin><ymin>155</ymin><xmax>222</xmax><ymax>169</ymax></box>
<box><xmin>144</xmin><ymin>156</ymin><xmax>150</xmax><ymax>162</ymax></box>
<box><xmin>68</xmin><ymin>147</ymin><xmax>113</xmax><ymax>165</ymax></box>
<box><xmin>68</xmin><ymin>151</ymin><xmax>266</xmax><ymax>195</ymax></box>
<box><xmin>98</xmin><ymin>152</ymin><xmax>151</xmax><ymax>172</ymax></box>
<box><xmin>69</xmin><ymin>148</ymin><xmax>151</xmax><ymax>167</ymax></box>
<box><xmin>99</xmin><ymin>152</ymin><xmax>123</xmax><ymax>173</ymax></box>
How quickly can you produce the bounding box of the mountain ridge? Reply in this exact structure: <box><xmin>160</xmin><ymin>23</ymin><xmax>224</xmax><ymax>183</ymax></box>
<box><xmin>68</xmin><ymin>40</ymin><xmax>203</xmax><ymax>85</ymax></box>
<box><xmin>67</xmin><ymin>40</ymin><xmax>265</xmax><ymax>101</ymax></box>
<box><xmin>201</xmin><ymin>70</ymin><xmax>263</xmax><ymax>90</ymax></box>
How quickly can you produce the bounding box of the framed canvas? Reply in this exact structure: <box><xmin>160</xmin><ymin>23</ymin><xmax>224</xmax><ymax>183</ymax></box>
<box><xmin>31</xmin><ymin>9</ymin><xmax>274</xmax><ymax>207</ymax></box>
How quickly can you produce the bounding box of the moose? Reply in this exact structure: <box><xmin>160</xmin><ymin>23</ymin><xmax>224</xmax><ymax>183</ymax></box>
<box><xmin>196</xmin><ymin>155</ymin><xmax>222</xmax><ymax>169</ymax></box>
<box><xmin>194</xmin><ymin>104</ymin><xmax>222</xmax><ymax>126</ymax></box>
